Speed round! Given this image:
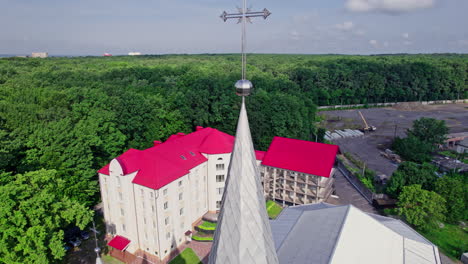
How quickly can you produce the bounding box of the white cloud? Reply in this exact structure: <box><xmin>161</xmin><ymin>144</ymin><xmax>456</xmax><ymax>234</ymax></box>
<box><xmin>402</xmin><ymin>33</ymin><xmax>409</xmax><ymax>39</ymax></box>
<box><xmin>346</xmin><ymin>0</ymin><xmax>434</xmax><ymax>13</ymax></box>
<box><xmin>335</xmin><ymin>21</ymin><xmax>354</xmax><ymax>31</ymax></box>
<box><xmin>369</xmin><ymin>39</ymin><xmax>378</xmax><ymax>47</ymax></box>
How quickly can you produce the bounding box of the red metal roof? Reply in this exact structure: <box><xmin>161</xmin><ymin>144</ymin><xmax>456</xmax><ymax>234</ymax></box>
<box><xmin>255</xmin><ymin>150</ymin><xmax>266</xmax><ymax>161</ymax></box>
<box><xmin>262</xmin><ymin>137</ymin><xmax>339</xmax><ymax>178</ymax></box>
<box><xmin>108</xmin><ymin>235</ymin><xmax>130</xmax><ymax>251</ymax></box>
<box><xmin>97</xmin><ymin>127</ymin><xmax>235</xmax><ymax>190</ymax></box>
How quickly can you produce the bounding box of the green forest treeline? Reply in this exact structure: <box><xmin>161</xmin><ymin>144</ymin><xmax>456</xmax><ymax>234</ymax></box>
<box><xmin>0</xmin><ymin>54</ymin><xmax>467</xmax><ymax>262</ymax></box>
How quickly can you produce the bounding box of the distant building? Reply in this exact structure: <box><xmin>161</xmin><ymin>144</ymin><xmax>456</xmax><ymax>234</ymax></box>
<box><xmin>262</xmin><ymin>137</ymin><xmax>339</xmax><ymax>206</ymax></box>
<box><xmin>128</xmin><ymin>52</ymin><xmax>142</xmax><ymax>56</ymax></box>
<box><xmin>31</xmin><ymin>52</ymin><xmax>48</xmax><ymax>58</ymax></box>
<box><xmin>271</xmin><ymin>203</ymin><xmax>442</xmax><ymax>264</ymax></box>
<box><xmin>456</xmin><ymin>138</ymin><xmax>468</xmax><ymax>154</ymax></box>
<box><xmin>103</xmin><ymin>53</ymin><xmax>112</xmax><ymax>57</ymax></box>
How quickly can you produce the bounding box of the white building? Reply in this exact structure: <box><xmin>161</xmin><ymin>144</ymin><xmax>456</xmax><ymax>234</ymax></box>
<box><xmin>99</xmin><ymin>126</ymin><xmax>264</xmax><ymax>260</ymax></box>
<box><xmin>261</xmin><ymin>137</ymin><xmax>339</xmax><ymax>206</ymax></box>
<box><xmin>99</xmin><ymin>126</ymin><xmax>338</xmax><ymax>261</ymax></box>
<box><xmin>31</xmin><ymin>52</ymin><xmax>48</xmax><ymax>58</ymax></box>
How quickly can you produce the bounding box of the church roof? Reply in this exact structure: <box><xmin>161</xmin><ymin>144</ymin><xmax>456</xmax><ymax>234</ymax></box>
<box><xmin>97</xmin><ymin>127</ymin><xmax>243</xmax><ymax>190</ymax></box>
<box><xmin>262</xmin><ymin>137</ymin><xmax>339</xmax><ymax>178</ymax></box>
<box><xmin>271</xmin><ymin>203</ymin><xmax>441</xmax><ymax>264</ymax></box>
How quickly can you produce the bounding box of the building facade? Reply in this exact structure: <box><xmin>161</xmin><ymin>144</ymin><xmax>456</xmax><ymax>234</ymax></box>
<box><xmin>31</xmin><ymin>52</ymin><xmax>48</xmax><ymax>58</ymax></box>
<box><xmin>98</xmin><ymin>128</ymin><xmax>338</xmax><ymax>260</ymax></box>
<box><xmin>262</xmin><ymin>137</ymin><xmax>339</xmax><ymax>206</ymax></box>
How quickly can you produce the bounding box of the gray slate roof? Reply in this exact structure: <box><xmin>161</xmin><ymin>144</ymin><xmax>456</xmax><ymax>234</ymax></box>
<box><xmin>271</xmin><ymin>203</ymin><xmax>441</xmax><ymax>264</ymax></box>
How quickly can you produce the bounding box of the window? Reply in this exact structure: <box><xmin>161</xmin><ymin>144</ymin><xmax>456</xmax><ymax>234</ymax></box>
<box><xmin>166</xmin><ymin>232</ymin><xmax>171</xmax><ymax>239</ymax></box>
<box><xmin>150</xmin><ymin>192</ymin><xmax>153</xmax><ymax>198</ymax></box>
<box><xmin>217</xmin><ymin>157</ymin><xmax>223</xmax><ymax>160</ymax></box>
<box><xmin>153</xmin><ymin>221</ymin><xmax>156</xmax><ymax>228</ymax></box>
<box><xmin>120</xmin><ymin>208</ymin><xmax>124</xmax><ymax>216</ymax></box>
<box><xmin>163</xmin><ymin>189</ymin><xmax>168</xmax><ymax>195</ymax></box>
<box><xmin>151</xmin><ymin>205</ymin><xmax>155</xmax><ymax>212</ymax></box>
<box><xmin>180</xmin><ymin>155</ymin><xmax>187</xmax><ymax>160</ymax></box>
<box><xmin>217</xmin><ymin>187</ymin><xmax>224</xmax><ymax>195</ymax></box>
<box><xmin>216</xmin><ymin>164</ymin><xmax>225</xmax><ymax>171</ymax></box>
<box><xmin>122</xmin><ymin>224</ymin><xmax>126</xmax><ymax>232</ymax></box>
<box><xmin>119</xmin><ymin>192</ymin><xmax>123</xmax><ymax>201</ymax></box>
<box><xmin>165</xmin><ymin>217</ymin><xmax>169</xmax><ymax>225</ymax></box>
<box><xmin>216</xmin><ymin>174</ymin><xmax>225</xmax><ymax>182</ymax></box>
<box><xmin>189</xmin><ymin>151</ymin><xmax>195</xmax><ymax>156</ymax></box>
<box><xmin>144</xmin><ymin>217</ymin><xmax>147</xmax><ymax>224</ymax></box>
<box><xmin>179</xmin><ymin>193</ymin><xmax>183</xmax><ymax>200</ymax></box>
<box><xmin>180</xmin><ymin>208</ymin><xmax>184</xmax><ymax>215</ymax></box>
<box><xmin>117</xmin><ymin>177</ymin><xmax>121</xmax><ymax>186</ymax></box>
<box><xmin>216</xmin><ymin>201</ymin><xmax>222</xmax><ymax>209</ymax></box>
<box><xmin>164</xmin><ymin>202</ymin><xmax>168</xmax><ymax>210</ymax></box>
<box><xmin>140</xmin><ymin>189</ymin><xmax>144</xmax><ymax>196</ymax></box>
<box><xmin>178</xmin><ymin>180</ymin><xmax>182</xmax><ymax>186</ymax></box>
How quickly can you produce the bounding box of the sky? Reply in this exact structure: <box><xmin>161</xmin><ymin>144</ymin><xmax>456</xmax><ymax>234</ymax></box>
<box><xmin>1</xmin><ymin>0</ymin><xmax>467</xmax><ymax>55</ymax></box>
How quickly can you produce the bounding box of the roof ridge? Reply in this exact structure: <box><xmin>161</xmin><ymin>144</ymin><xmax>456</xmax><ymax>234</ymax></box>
<box><xmin>327</xmin><ymin>204</ymin><xmax>352</xmax><ymax>264</ymax></box>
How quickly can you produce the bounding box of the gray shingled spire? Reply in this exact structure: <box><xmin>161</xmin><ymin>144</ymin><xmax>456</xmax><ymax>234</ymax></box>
<box><xmin>208</xmin><ymin>97</ymin><xmax>279</xmax><ymax>264</ymax></box>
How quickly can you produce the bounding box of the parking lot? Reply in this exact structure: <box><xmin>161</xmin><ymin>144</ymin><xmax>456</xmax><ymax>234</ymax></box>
<box><xmin>320</xmin><ymin>103</ymin><xmax>468</xmax><ymax>176</ymax></box>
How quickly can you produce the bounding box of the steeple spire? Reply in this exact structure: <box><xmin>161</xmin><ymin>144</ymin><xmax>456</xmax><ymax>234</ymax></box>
<box><xmin>208</xmin><ymin>98</ymin><xmax>279</xmax><ymax>263</ymax></box>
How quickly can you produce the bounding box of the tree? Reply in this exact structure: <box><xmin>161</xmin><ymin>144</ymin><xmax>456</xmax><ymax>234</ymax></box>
<box><xmin>434</xmin><ymin>174</ymin><xmax>467</xmax><ymax>223</ymax></box>
<box><xmin>397</xmin><ymin>184</ymin><xmax>446</xmax><ymax>230</ymax></box>
<box><xmin>408</xmin><ymin>117</ymin><xmax>449</xmax><ymax>146</ymax></box>
<box><xmin>386</xmin><ymin>162</ymin><xmax>438</xmax><ymax>197</ymax></box>
<box><xmin>0</xmin><ymin>169</ymin><xmax>93</xmax><ymax>263</ymax></box>
<box><xmin>392</xmin><ymin>135</ymin><xmax>433</xmax><ymax>163</ymax></box>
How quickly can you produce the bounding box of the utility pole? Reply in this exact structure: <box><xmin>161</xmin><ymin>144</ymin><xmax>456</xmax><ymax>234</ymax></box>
<box><xmin>90</xmin><ymin>220</ymin><xmax>102</xmax><ymax>264</ymax></box>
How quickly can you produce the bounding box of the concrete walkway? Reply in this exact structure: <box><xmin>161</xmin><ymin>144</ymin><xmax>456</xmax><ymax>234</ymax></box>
<box><xmin>327</xmin><ymin>169</ymin><xmax>378</xmax><ymax>214</ymax></box>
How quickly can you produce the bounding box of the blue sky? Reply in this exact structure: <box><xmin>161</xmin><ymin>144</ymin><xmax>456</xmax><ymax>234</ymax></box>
<box><xmin>1</xmin><ymin>0</ymin><xmax>467</xmax><ymax>55</ymax></box>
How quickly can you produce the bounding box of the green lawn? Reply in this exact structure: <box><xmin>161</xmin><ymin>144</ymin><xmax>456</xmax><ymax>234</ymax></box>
<box><xmin>266</xmin><ymin>200</ymin><xmax>283</xmax><ymax>219</ymax></box>
<box><xmin>102</xmin><ymin>255</ymin><xmax>125</xmax><ymax>264</ymax></box>
<box><xmin>197</xmin><ymin>221</ymin><xmax>217</xmax><ymax>230</ymax></box>
<box><xmin>419</xmin><ymin>223</ymin><xmax>468</xmax><ymax>260</ymax></box>
<box><xmin>169</xmin><ymin>248</ymin><xmax>202</xmax><ymax>264</ymax></box>
<box><xmin>192</xmin><ymin>235</ymin><xmax>214</xmax><ymax>241</ymax></box>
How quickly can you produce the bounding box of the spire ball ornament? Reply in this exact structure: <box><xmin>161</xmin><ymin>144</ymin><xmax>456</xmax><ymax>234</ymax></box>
<box><xmin>235</xmin><ymin>79</ymin><xmax>253</xmax><ymax>96</ymax></box>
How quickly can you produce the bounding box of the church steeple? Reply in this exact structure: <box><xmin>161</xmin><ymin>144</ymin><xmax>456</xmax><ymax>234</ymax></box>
<box><xmin>208</xmin><ymin>98</ymin><xmax>279</xmax><ymax>263</ymax></box>
<box><xmin>209</xmin><ymin>1</ymin><xmax>277</xmax><ymax>263</ymax></box>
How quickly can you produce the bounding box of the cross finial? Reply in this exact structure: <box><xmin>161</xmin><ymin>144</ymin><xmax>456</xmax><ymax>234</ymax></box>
<box><xmin>220</xmin><ymin>0</ymin><xmax>271</xmax><ymax>96</ymax></box>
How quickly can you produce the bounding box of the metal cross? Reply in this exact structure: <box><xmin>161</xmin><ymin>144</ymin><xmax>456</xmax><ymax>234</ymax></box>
<box><xmin>220</xmin><ymin>1</ymin><xmax>271</xmax><ymax>80</ymax></box>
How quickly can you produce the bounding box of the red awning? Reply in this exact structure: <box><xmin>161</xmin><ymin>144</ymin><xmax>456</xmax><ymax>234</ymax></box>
<box><xmin>108</xmin><ymin>235</ymin><xmax>131</xmax><ymax>251</ymax></box>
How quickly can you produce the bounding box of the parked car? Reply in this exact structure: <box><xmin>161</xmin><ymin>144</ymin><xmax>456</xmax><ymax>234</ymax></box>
<box><xmin>64</xmin><ymin>244</ymin><xmax>72</xmax><ymax>251</ymax></box>
<box><xmin>80</xmin><ymin>231</ymin><xmax>90</xmax><ymax>240</ymax></box>
<box><xmin>68</xmin><ymin>237</ymin><xmax>81</xmax><ymax>248</ymax></box>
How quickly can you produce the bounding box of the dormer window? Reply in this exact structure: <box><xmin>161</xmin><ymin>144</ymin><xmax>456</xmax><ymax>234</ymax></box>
<box><xmin>180</xmin><ymin>155</ymin><xmax>187</xmax><ymax>160</ymax></box>
<box><xmin>189</xmin><ymin>151</ymin><xmax>195</xmax><ymax>156</ymax></box>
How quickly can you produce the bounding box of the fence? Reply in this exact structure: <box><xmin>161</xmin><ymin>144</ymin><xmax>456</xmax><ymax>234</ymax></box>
<box><xmin>318</xmin><ymin>99</ymin><xmax>467</xmax><ymax>110</ymax></box>
<box><xmin>336</xmin><ymin>159</ymin><xmax>374</xmax><ymax>204</ymax></box>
